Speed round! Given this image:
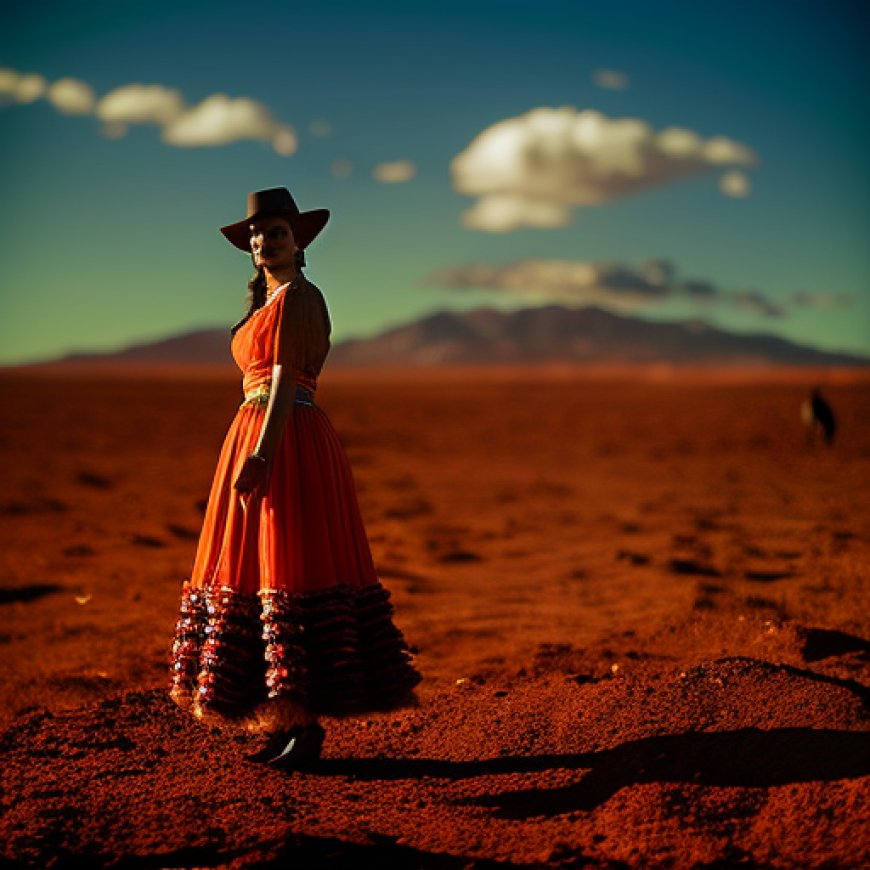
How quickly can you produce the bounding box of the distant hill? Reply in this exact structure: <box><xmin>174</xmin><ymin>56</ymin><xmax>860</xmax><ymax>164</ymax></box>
<box><xmin>19</xmin><ymin>305</ymin><xmax>870</xmax><ymax>369</ymax></box>
<box><xmin>327</xmin><ymin>305</ymin><xmax>870</xmax><ymax>367</ymax></box>
<box><xmin>50</xmin><ymin>328</ymin><xmax>236</xmax><ymax>366</ymax></box>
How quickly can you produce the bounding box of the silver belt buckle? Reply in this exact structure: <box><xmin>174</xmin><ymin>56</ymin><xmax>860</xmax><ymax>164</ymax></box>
<box><xmin>242</xmin><ymin>383</ymin><xmax>270</xmax><ymax>407</ymax></box>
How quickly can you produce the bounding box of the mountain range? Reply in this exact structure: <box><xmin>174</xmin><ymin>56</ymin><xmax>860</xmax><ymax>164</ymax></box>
<box><xmin>26</xmin><ymin>305</ymin><xmax>870</xmax><ymax>369</ymax></box>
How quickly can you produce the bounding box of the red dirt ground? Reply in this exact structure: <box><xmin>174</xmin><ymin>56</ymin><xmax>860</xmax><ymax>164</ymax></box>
<box><xmin>1</xmin><ymin>368</ymin><xmax>869</xmax><ymax>868</ymax></box>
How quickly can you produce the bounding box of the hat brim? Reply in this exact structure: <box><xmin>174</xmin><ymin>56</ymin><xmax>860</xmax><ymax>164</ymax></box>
<box><xmin>220</xmin><ymin>208</ymin><xmax>330</xmax><ymax>253</ymax></box>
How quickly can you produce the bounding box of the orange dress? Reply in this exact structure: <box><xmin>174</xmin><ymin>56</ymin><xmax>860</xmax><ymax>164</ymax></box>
<box><xmin>168</xmin><ymin>274</ymin><xmax>421</xmax><ymax>726</ymax></box>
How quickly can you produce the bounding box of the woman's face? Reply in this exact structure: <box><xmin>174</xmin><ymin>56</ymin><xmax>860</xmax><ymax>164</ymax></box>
<box><xmin>249</xmin><ymin>215</ymin><xmax>297</xmax><ymax>270</ymax></box>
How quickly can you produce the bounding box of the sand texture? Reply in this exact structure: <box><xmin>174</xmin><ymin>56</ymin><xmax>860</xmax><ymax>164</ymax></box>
<box><xmin>1</xmin><ymin>369</ymin><xmax>869</xmax><ymax>868</ymax></box>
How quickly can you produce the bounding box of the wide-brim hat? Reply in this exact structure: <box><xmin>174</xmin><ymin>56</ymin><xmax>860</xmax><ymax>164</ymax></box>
<box><xmin>220</xmin><ymin>187</ymin><xmax>330</xmax><ymax>252</ymax></box>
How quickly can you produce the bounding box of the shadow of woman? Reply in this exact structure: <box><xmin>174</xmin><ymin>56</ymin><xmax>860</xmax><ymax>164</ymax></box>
<box><xmin>316</xmin><ymin>727</ymin><xmax>870</xmax><ymax>818</ymax></box>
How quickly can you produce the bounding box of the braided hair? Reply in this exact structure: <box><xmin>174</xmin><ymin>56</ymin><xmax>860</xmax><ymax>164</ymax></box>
<box><xmin>231</xmin><ymin>247</ymin><xmax>306</xmax><ymax>336</ymax></box>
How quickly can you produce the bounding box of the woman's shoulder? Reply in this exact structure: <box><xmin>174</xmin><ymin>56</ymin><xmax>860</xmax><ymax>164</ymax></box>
<box><xmin>277</xmin><ymin>275</ymin><xmax>330</xmax><ymax>325</ymax></box>
<box><xmin>297</xmin><ymin>275</ymin><xmax>325</xmax><ymax>299</ymax></box>
<box><xmin>278</xmin><ymin>275</ymin><xmax>322</xmax><ymax>303</ymax></box>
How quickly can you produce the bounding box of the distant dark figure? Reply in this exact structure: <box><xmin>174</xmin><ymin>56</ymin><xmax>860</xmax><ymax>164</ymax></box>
<box><xmin>801</xmin><ymin>386</ymin><xmax>836</xmax><ymax>446</ymax></box>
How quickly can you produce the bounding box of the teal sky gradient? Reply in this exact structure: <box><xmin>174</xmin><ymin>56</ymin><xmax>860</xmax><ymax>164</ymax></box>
<box><xmin>1</xmin><ymin>0</ymin><xmax>869</xmax><ymax>364</ymax></box>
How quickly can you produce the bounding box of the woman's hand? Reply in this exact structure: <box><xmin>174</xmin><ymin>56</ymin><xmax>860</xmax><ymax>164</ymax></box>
<box><xmin>234</xmin><ymin>453</ymin><xmax>271</xmax><ymax>505</ymax></box>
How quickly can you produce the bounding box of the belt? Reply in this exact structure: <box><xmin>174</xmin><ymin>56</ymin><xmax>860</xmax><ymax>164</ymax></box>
<box><xmin>241</xmin><ymin>382</ymin><xmax>314</xmax><ymax>408</ymax></box>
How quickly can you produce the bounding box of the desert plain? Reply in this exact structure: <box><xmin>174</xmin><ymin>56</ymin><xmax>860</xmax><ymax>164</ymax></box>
<box><xmin>1</xmin><ymin>365</ymin><xmax>869</xmax><ymax>868</ymax></box>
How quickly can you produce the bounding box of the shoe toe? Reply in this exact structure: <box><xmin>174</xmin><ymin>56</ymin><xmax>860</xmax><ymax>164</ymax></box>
<box><xmin>268</xmin><ymin>724</ymin><xmax>325</xmax><ymax>770</ymax></box>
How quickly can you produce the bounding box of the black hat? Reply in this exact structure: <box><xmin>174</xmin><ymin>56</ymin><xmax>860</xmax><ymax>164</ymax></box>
<box><xmin>220</xmin><ymin>187</ymin><xmax>330</xmax><ymax>252</ymax></box>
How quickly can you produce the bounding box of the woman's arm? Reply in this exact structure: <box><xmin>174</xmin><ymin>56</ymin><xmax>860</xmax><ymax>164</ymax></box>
<box><xmin>234</xmin><ymin>284</ymin><xmax>315</xmax><ymax>498</ymax></box>
<box><xmin>253</xmin><ymin>362</ymin><xmax>296</xmax><ymax>459</ymax></box>
<box><xmin>234</xmin><ymin>362</ymin><xmax>295</xmax><ymax>497</ymax></box>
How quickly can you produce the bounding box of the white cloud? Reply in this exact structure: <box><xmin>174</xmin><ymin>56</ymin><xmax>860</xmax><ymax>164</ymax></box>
<box><xmin>1</xmin><ymin>68</ymin><xmax>304</xmax><ymax>157</ymax></box>
<box><xmin>593</xmin><ymin>69</ymin><xmax>629</xmax><ymax>90</ymax></box>
<box><xmin>46</xmin><ymin>77</ymin><xmax>96</xmax><ymax>115</ymax></box>
<box><xmin>0</xmin><ymin>68</ymin><xmax>46</xmax><ymax>103</ymax></box>
<box><xmin>450</xmin><ymin>106</ymin><xmax>759</xmax><ymax>232</ymax></box>
<box><xmin>96</xmin><ymin>83</ymin><xmax>185</xmax><ymax>125</ymax></box>
<box><xmin>161</xmin><ymin>94</ymin><xmax>297</xmax><ymax>154</ymax></box>
<box><xmin>271</xmin><ymin>126</ymin><xmax>298</xmax><ymax>156</ymax></box>
<box><xmin>373</xmin><ymin>160</ymin><xmax>416</xmax><ymax>183</ymax></box>
<box><xmin>719</xmin><ymin>169</ymin><xmax>751</xmax><ymax>198</ymax></box>
<box><xmin>425</xmin><ymin>258</ymin><xmax>806</xmax><ymax>320</ymax></box>
<box><xmin>427</xmin><ymin>259</ymin><xmax>672</xmax><ymax>310</ymax></box>
<box><xmin>461</xmin><ymin>195</ymin><xmax>571</xmax><ymax>233</ymax></box>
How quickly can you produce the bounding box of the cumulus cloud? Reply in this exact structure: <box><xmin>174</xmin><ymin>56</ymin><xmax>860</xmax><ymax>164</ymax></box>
<box><xmin>0</xmin><ymin>68</ymin><xmax>46</xmax><ymax>103</ymax></box>
<box><xmin>373</xmin><ymin>160</ymin><xmax>416</xmax><ymax>183</ymax></box>
<box><xmin>46</xmin><ymin>77</ymin><xmax>95</xmax><ymax>114</ymax></box>
<box><xmin>163</xmin><ymin>94</ymin><xmax>297</xmax><ymax>155</ymax></box>
<box><xmin>96</xmin><ymin>83</ymin><xmax>185</xmax><ymax>127</ymax></box>
<box><xmin>462</xmin><ymin>195</ymin><xmax>569</xmax><ymax>233</ymax></box>
<box><xmin>1</xmin><ymin>66</ymin><xmax>300</xmax><ymax>157</ymax></box>
<box><xmin>719</xmin><ymin>169</ymin><xmax>751</xmax><ymax>197</ymax></box>
<box><xmin>450</xmin><ymin>106</ymin><xmax>759</xmax><ymax>232</ymax></box>
<box><xmin>593</xmin><ymin>69</ymin><xmax>629</xmax><ymax>90</ymax></box>
<box><xmin>423</xmin><ymin>258</ymin><xmax>841</xmax><ymax>321</ymax></box>
<box><xmin>426</xmin><ymin>258</ymin><xmax>671</xmax><ymax>312</ymax></box>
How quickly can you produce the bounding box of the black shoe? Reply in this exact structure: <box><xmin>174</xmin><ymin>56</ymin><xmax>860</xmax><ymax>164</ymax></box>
<box><xmin>245</xmin><ymin>726</ymin><xmax>302</xmax><ymax>764</ymax></box>
<box><xmin>266</xmin><ymin>723</ymin><xmax>325</xmax><ymax>770</ymax></box>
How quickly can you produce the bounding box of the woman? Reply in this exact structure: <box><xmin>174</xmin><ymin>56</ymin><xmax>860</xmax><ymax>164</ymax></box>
<box><xmin>168</xmin><ymin>187</ymin><xmax>421</xmax><ymax>769</ymax></box>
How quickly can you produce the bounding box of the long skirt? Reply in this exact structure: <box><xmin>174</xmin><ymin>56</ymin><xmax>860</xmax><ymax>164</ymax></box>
<box><xmin>168</xmin><ymin>384</ymin><xmax>421</xmax><ymax>732</ymax></box>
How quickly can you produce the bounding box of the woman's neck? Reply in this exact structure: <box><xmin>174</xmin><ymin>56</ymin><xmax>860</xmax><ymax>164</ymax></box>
<box><xmin>264</xmin><ymin>264</ymin><xmax>299</xmax><ymax>295</ymax></box>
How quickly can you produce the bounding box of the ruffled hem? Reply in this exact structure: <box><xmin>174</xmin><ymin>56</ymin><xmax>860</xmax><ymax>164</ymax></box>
<box><xmin>168</xmin><ymin>580</ymin><xmax>421</xmax><ymax>730</ymax></box>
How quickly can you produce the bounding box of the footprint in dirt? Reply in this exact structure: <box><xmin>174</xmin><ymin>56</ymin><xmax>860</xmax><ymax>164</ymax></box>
<box><xmin>669</xmin><ymin>558</ymin><xmax>721</xmax><ymax>578</ymax></box>
<box><xmin>0</xmin><ymin>497</ymin><xmax>68</xmax><ymax>516</ymax></box>
<box><xmin>437</xmin><ymin>549</ymin><xmax>482</xmax><ymax>564</ymax></box>
<box><xmin>616</xmin><ymin>550</ymin><xmax>650</xmax><ymax>566</ymax></box>
<box><xmin>130</xmin><ymin>534</ymin><xmax>166</xmax><ymax>549</ymax></box>
<box><xmin>384</xmin><ymin>498</ymin><xmax>433</xmax><ymax>520</ymax></box>
<box><xmin>744</xmin><ymin>568</ymin><xmax>794</xmax><ymax>582</ymax></box>
<box><xmin>0</xmin><ymin>584</ymin><xmax>66</xmax><ymax>604</ymax></box>
<box><xmin>76</xmin><ymin>470</ymin><xmax>113</xmax><ymax>489</ymax></box>
<box><xmin>63</xmin><ymin>545</ymin><xmax>96</xmax><ymax>557</ymax></box>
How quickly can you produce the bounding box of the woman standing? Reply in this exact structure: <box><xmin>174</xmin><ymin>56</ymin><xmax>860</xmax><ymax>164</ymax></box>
<box><xmin>168</xmin><ymin>187</ymin><xmax>421</xmax><ymax>769</ymax></box>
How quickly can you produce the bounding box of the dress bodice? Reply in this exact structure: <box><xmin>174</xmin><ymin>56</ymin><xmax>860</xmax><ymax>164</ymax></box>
<box><xmin>230</xmin><ymin>277</ymin><xmax>331</xmax><ymax>395</ymax></box>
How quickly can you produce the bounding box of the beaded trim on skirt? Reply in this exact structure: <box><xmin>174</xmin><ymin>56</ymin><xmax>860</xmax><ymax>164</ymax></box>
<box><xmin>169</xmin><ymin>580</ymin><xmax>421</xmax><ymax>730</ymax></box>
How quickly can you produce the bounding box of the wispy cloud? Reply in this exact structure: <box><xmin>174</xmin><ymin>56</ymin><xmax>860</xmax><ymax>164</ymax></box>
<box><xmin>719</xmin><ymin>169</ymin><xmax>751</xmax><ymax>198</ymax></box>
<box><xmin>46</xmin><ymin>77</ymin><xmax>95</xmax><ymax>114</ymax></box>
<box><xmin>423</xmin><ymin>258</ymin><xmax>838</xmax><ymax>320</ymax></box>
<box><xmin>373</xmin><ymin>160</ymin><xmax>416</xmax><ymax>183</ymax></box>
<box><xmin>2</xmin><ymin>66</ymin><xmax>300</xmax><ymax>156</ymax></box>
<box><xmin>450</xmin><ymin>106</ymin><xmax>759</xmax><ymax>232</ymax></box>
<box><xmin>0</xmin><ymin>68</ymin><xmax>46</xmax><ymax>103</ymax></box>
<box><xmin>96</xmin><ymin>83</ymin><xmax>185</xmax><ymax>127</ymax></box>
<box><xmin>593</xmin><ymin>69</ymin><xmax>629</xmax><ymax>90</ymax></box>
<box><xmin>162</xmin><ymin>94</ymin><xmax>296</xmax><ymax>153</ymax></box>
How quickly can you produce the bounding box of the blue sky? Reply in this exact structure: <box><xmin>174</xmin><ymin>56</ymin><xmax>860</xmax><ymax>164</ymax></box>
<box><xmin>1</xmin><ymin>0</ymin><xmax>868</xmax><ymax>364</ymax></box>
